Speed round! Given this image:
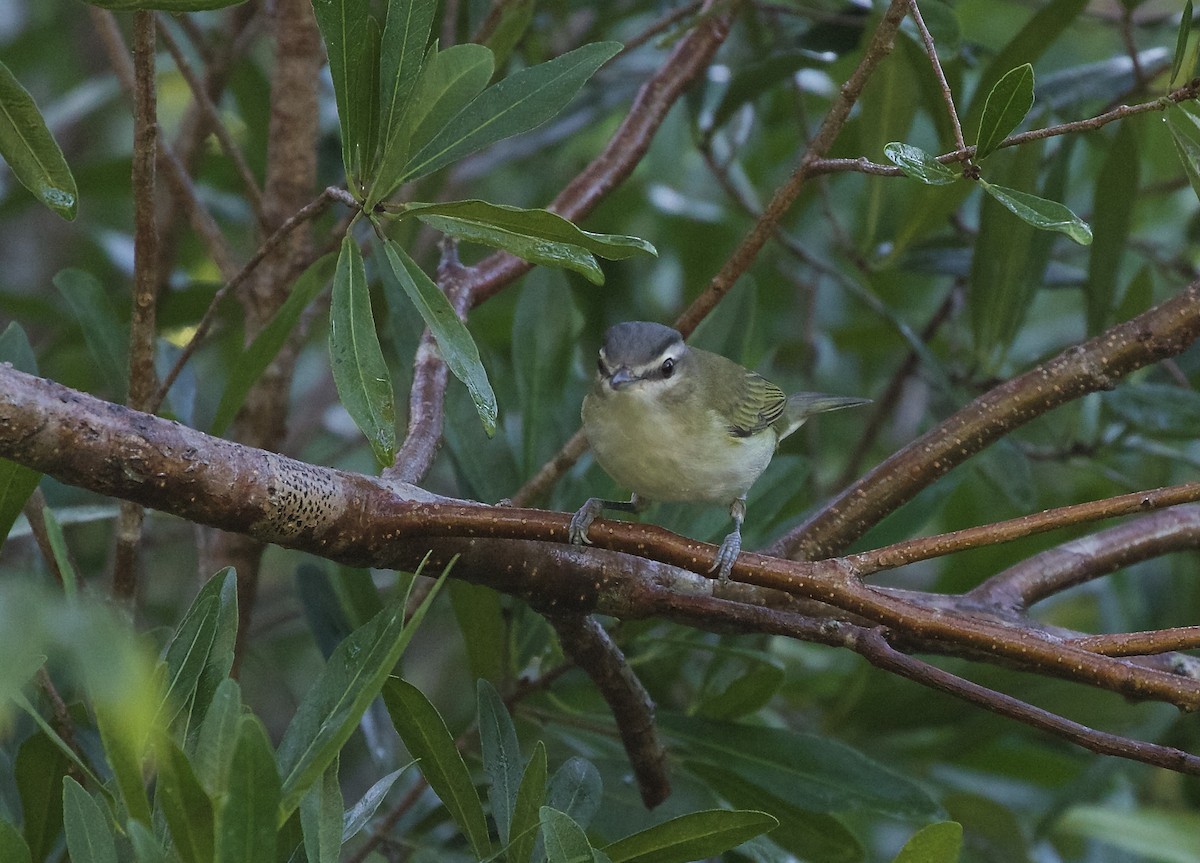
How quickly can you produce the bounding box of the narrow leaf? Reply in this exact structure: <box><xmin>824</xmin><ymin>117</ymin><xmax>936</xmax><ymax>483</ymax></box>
<box><xmin>311</xmin><ymin>0</ymin><xmax>375</xmax><ymax>184</ymax></box>
<box><xmin>63</xmin><ymin>778</ymin><xmax>118</xmax><ymax>863</ymax></box>
<box><xmin>158</xmin><ymin>596</ymin><xmax>219</xmax><ymax>729</ymax></box>
<box><xmin>212</xmin><ymin>252</ymin><xmax>336</xmax><ymax>435</ymax></box>
<box><xmin>1166</xmin><ymin>102</ymin><xmax>1200</xmax><ymax>205</ymax></box>
<box><xmin>545</xmin><ymin>757</ymin><xmax>603</xmax><ymax>831</ymax></box>
<box><xmin>540</xmin><ymin>807</ymin><xmax>594</xmax><ymax>863</ymax></box>
<box><xmin>892</xmin><ymin>821</ymin><xmax>963</xmax><ymax>863</ymax></box>
<box><xmin>156</xmin><ymin>740</ymin><xmax>215</xmax><ymax>863</ymax></box>
<box><xmin>179</xmin><ymin>568</ymin><xmax>238</xmax><ymax>743</ymax></box>
<box><xmin>329</xmin><ymin>236</ymin><xmax>396</xmax><ymax>465</ymax></box>
<box><xmin>383</xmin><ymin>678</ymin><xmax>492</xmax><ymax>859</ymax></box>
<box><xmin>0</xmin><ymin>59</ymin><xmax>77</xmax><ymax>218</ymax></box>
<box><xmin>193</xmin><ymin>677</ymin><xmax>242</xmax><ymax>797</ymax></box>
<box><xmin>53</xmin><ymin>268</ymin><xmax>128</xmax><ymax>398</ymax></box>
<box><xmin>378</xmin><ymin>0</ymin><xmax>437</xmax><ymax>146</ymax></box>
<box><xmin>1057</xmin><ymin>805</ymin><xmax>1200</xmax><ymax>862</ymax></box>
<box><xmin>603</xmin><ymin>810</ymin><xmax>778</xmax><ymax>863</ymax></box>
<box><xmin>507</xmin><ymin>742</ymin><xmax>547</xmax><ymax>863</ymax></box>
<box><xmin>975</xmin><ymin>63</ymin><xmax>1034</xmax><ymax>159</ymax></box>
<box><xmin>368</xmin><ymin>42</ymin><xmax>494</xmax><ymax>206</ymax></box>
<box><xmin>883</xmin><ymin>142</ymin><xmax>959</xmax><ymax>185</ymax></box>
<box><xmin>978</xmin><ymin>180</ymin><xmax>1092</xmax><ymax>245</ymax></box>
<box><xmin>341</xmin><ymin>764</ymin><xmax>413</xmax><ymax>842</ymax></box>
<box><xmin>15</xmin><ymin>732</ymin><xmax>68</xmax><ymax>862</ymax></box>
<box><xmin>214</xmin><ymin>716</ymin><xmax>279</xmax><ymax>863</ymax></box>
<box><xmin>94</xmin><ymin>700</ymin><xmax>152</xmax><ymax>825</ymax></box>
<box><xmin>478</xmin><ymin>679</ymin><xmax>522</xmax><ymax>846</ymax></box>
<box><xmin>401</xmin><ymin>41</ymin><xmax>620</xmax><ymax>183</ymax></box>
<box><xmin>0</xmin><ymin>324</ymin><xmax>41</xmax><ymax>544</ymax></box>
<box><xmin>1086</xmin><ymin>121</ymin><xmax>1139</xmax><ymax>333</ymax></box>
<box><xmin>301</xmin><ymin>759</ymin><xmax>343</xmax><ymax>863</ymax></box>
<box><xmin>0</xmin><ymin>819</ymin><xmax>32</xmax><ymax>863</ymax></box>
<box><xmin>379</xmin><ymin>239</ymin><xmax>497</xmax><ymax>435</ymax></box>
<box><xmin>127</xmin><ymin>820</ymin><xmax>171</xmax><ymax>863</ymax></box>
<box><xmin>1173</xmin><ymin>0</ymin><xmax>1195</xmax><ymax>85</ymax></box>
<box><xmin>276</xmin><ymin>563</ymin><xmax>447</xmax><ymax>820</ymax></box>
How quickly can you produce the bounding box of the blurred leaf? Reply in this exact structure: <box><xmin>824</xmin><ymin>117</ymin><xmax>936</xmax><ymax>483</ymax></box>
<box><xmin>329</xmin><ymin>235</ymin><xmax>395</xmax><ymax>465</ymax></box>
<box><xmin>214</xmin><ymin>715</ymin><xmax>279</xmax><ymax>863</ymax></box>
<box><xmin>884</xmin><ymin>143</ymin><xmax>959</xmax><ymax>185</ymax></box>
<box><xmin>546</xmin><ymin>756</ymin><xmax>603</xmax><ymax>831</ymax></box>
<box><xmin>276</xmin><ymin>564</ymin><xmax>446</xmax><ymax>819</ymax></box>
<box><xmin>900</xmin><ymin>0</ymin><xmax>961</xmax><ymax>59</ymax></box>
<box><xmin>15</xmin><ymin>732</ymin><xmax>68</xmax><ymax>862</ymax></box>
<box><xmin>892</xmin><ymin>821</ymin><xmax>962</xmax><ymax>863</ymax></box>
<box><xmin>508</xmin><ymin>742</ymin><xmax>547</xmax><ymax>863</ymax></box>
<box><xmin>1173</xmin><ymin>0</ymin><xmax>1195</xmax><ymax>85</ymax></box>
<box><xmin>481</xmin><ymin>0</ymin><xmax>534</xmax><ymax>69</ymax></box>
<box><xmin>978</xmin><ymin>180</ymin><xmax>1091</xmax><ymax>245</ymax></box>
<box><xmin>12</xmin><ymin>692</ymin><xmax>108</xmax><ymax>793</ymax></box>
<box><xmin>1038</xmin><ymin>49</ymin><xmax>1168</xmax><ymax>112</ymax></box>
<box><xmin>211</xmin><ymin>252</ymin><xmax>336</xmax><ymax>435</ymax></box>
<box><xmin>62</xmin><ymin>777</ymin><xmax>117</xmax><ymax>863</ymax></box>
<box><xmin>0</xmin><ymin>323</ymin><xmax>40</xmax><ymax>544</ymax></box>
<box><xmin>368</xmin><ymin>43</ymin><xmax>494</xmax><ymax>207</ymax></box>
<box><xmin>686</xmin><ymin>762</ymin><xmax>863</xmax><ymax>863</ymax></box>
<box><xmin>401</xmin><ymin>41</ymin><xmax>621</xmax><ymax>182</ymax></box>
<box><xmin>378</xmin><ymin>0</ymin><xmax>437</xmax><ymax>150</ymax></box>
<box><xmin>127</xmin><ymin>820</ymin><xmax>170</xmax><ymax>863</ymax></box>
<box><xmin>660</xmin><ymin>715</ymin><xmax>940</xmax><ymax>819</ymax></box>
<box><xmin>540</xmin><ymin>806</ymin><xmax>594</xmax><ymax>863</ymax></box>
<box><xmin>300</xmin><ymin>759</ymin><xmax>343</xmax><ymax>863</ymax></box>
<box><xmin>1105</xmin><ymin>383</ymin><xmax>1200</xmax><ymax>437</ymax></box>
<box><xmin>696</xmin><ymin>653</ymin><xmax>785</xmax><ymax>721</ymax></box>
<box><xmin>40</xmin><ymin>507</ymin><xmax>79</xmax><ymax>598</ymax></box>
<box><xmin>1166</xmin><ymin>102</ymin><xmax>1200</xmax><ymax>206</ymax></box>
<box><xmin>975</xmin><ymin>63</ymin><xmax>1034</xmax><ymax>160</ymax></box>
<box><xmin>383</xmin><ymin>677</ymin><xmax>492</xmax><ymax>859</ymax></box>
<box><xmin>0</xmin><ymin>59</ymin><xmax>77</xmax><ymax>219</ymax></box>
<box><xmin>0</xmin><ymin>819</ymin><xmax>31</xmax><ymax>863</ymax></box>
<box><xmin>448</xmin><ymin>581</ymin><xmax>506</xmax><ymax>683</ymax></box>
<box><xmin>53</xmin><ymin>268</ymin><xmax>128</xmax><ymax>399</ymax></box>
<box><xmin>156</xmin><ymin>739</ymin><xmax>215</xmax><ymax>863</ymax></box>
<box><xmin>193</xmin><ymin>678</ymin><xmax>242</xmax><ymax>797</ymax></box>
<box><xmin>341</xmin><ymin>764</ymin><xmax>412</xmax><ymax>843</ymax></box>
<box><xmin>311</xmin><ymin>0</ymin><xmax>376</xmax><ymax>185</ymax></box>
<box><xmin>83</xmin><ymin>0</ymin><xmax>247</xmax><ymax>9</ymax></box>
<box><xmin>603</xmin><ymin>810</ymin><xmax>777</xmax><ymax>863</ymax></box>
<box><xmin>479</xmin><ymin>679</ymin><xmax>522</xmax><ymax>846</ymax></box>
<box><xmin>95</xmin><ymin>698</ymin><xmax>153</xmax><ymax>825</ymax></box>
<box><xmin>1057</xmin><ymin>806</ymin><xmax>1200</xmax><ymax>863</ymax></box>
<box><xmin>706</xmin><ymin>52</ymin><xmax>823</xmax><ymax>134</ymax></box>
<box><xmin>1086</xmin><ymin>121</ymin><xmax>1138</xmax><ymax>333</ymax></box>
<box><xmin>379</xmin><ymin>238</ymin><xmax>497</xmax><ymax>436</ymax></box>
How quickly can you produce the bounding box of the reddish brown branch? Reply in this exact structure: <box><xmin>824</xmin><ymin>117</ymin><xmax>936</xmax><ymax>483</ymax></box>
<box><xmin>1073</xmin><ymin>627</ymin><xmax>1200</xmax><ymax>658</ymax></box>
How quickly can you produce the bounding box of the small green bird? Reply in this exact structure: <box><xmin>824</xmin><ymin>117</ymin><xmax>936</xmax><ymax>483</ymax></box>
<box><xmin>569</xmin><ymin>321</ymin><xmax>868</xmax><ymax>581</ymax></box>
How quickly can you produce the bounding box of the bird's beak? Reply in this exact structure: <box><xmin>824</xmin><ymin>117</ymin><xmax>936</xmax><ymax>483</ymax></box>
<box><xmin>608</xmin><ymin>367</ymin><xmax>636</xmax><ymax>389</ymax></box>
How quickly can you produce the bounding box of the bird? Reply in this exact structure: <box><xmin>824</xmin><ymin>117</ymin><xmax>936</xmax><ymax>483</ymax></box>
<box><xmin>569</xmin><ymin>321</ymin><xmax>868</xmax><ymax>582</ymax></box>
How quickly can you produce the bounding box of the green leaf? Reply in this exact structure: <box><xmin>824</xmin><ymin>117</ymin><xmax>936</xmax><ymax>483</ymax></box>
<box><xmin>0</xmin><ymin>818</ymin><xmax>32</xmax><ymax>863</ymax></box>
<box><xmin>481</xmin><ymin>0</ymin><xmax>534</xmax><ymax>68</ymax></box>
<box><xmin>448</xmin><ymin>581</ymin><xmax>506</xmax><ymax>683</ymax></box>
<box><xmin>1105</xmin><ymin>383</ymin><xmax>1200</xmax><ymax>437</ymax></box>
<box><xmin>276</xmin><ymin>563</ymin><xmax>446</xmax><ymax>820</ymax></box>
<box><xmin>382</xmin><ymin>677</ymin><xmax>492</xmax><ymax>859</ymax></box>
<box><xmin>212</xmin><ymin>252</ymin><xmax>337</xmax><ymax>435</ymax></box>
<box><xmin>15</xmin><ymin>732</ymin><xmax>68</xmax><ymax>862</ymax></box>
<box><xmin>368</xmin><ymin>43</ymin><xmax>494</xmax><ymax>207</ymax></box>
<box><xmin>379</xmin><ymin>238</ymin><xmax>497</xmax><ymax>435</ymax></box>
<box><xmin>1057</xmin><ymin>805</ymin><xmax>1200</xmax><ymax>863</ymax></box>
<box><xmin>892</xmin><ymin>821</ymin><xmax>963</xmax><ymax>863</ymax></box>
<box><xmin>62</xmin><ymin>777</ymin><xmax>118</xmax><ymax>863</ymax></box>
<box><xmin>341</xmin><ymin>764</ymin><xmax>413</xmax><ymax>842</ymax></box>
<box><xmin>401</xmin><ymin>41</ymin><xmax>621</xmax><ymax>183</ymax></box>
<box><xmin>883</xmin><ymin>143</ymin><xmax>959</xmax><ymax>185</ymax></box>
<box><xmin>311</xmin><ymin>0</ymin><xmax>376</xmax><ymax>186</ymax></box>
<box><xmin>95</xmin><ymin>699</ymin><xmax>153</xmax><ymax>825</ymax></box>
<box><xmin>159</xmin><ymin>595</ymin><xmax>219</xmax><ymax>729</ymax></box>
<box><xmin>478</xmin><ymin>679</ymin><xmax>522</xmax><ymax>846</ymax></box>
<box><xmin>974</xmin><ymin>63</ymin><xmax>1033</xmax><ymax>160</ymax></box>
<box><xmin>193</xmin><ymin>677</ymin><xmax>242</xmax><ymax>797</ymax></box>
<box><xmin>1166</xmin><ymin>102</ymin><xmax>1200</xmax><ymax>206</ymax></box>
<box><xmin>156</xmin><ymin>739</ymin><xmax>215</xmax><ymax>863</ymax></box>
<box><xmin>378</xmin><ymin>0</ymin><xmax>437</xmax><ymax>149</ymax></box>
<box><xmin>1172</xmin><ymin>0</ymin><xmax>1195</xmax><ymax>85</ymax></box>
<box><xmin>419</xmin><ymin>215</ymin><xmax>605</xmax><ymax>282</ymax></box>
<box><xmin>127</xmin><ymin>820</ymin><xmax>171</xmax><ymax>863</ymax></box>
<box><xmin>659</xmin><ymin>715</ymin><xmax>940</xmax><ymax>819</ymax></box>
<box><xmin>179</xmin><ymin>569</ymin><xmax>238</xmax><ymax>744</ymax></box>
<box><xmin>540</xmin><ymin>806</ymin><xmax>594</xmax><ymax>863</ymax></box>
<box><xmin>328</xmin><ymin>235</ymin><xmax>396</xmax><ymax>465</ymax></box>
<box><xmin>0</xmin><ymin>325</ymin><xmax>40</xmax><ymax>545</ymax></box>
<box><xmin>545</xmin><ymin>757</ymin><xmax>603</xmax><ymax>831</ymax></box>
<box><xmin>978</xmin><ymin>180</ymin><xmax>1092</xmax><ymax>245</ymax></box>
<box><xmin>214</xmin><ymin>715</ymin><xmax>279</xmax><ymax>863</ymax></box>
<box><xmin>507</xmin><ymin>742</ymin><xmax>547</xmax><ymax>863</ymax></box>
<box><xmin>603</xmin><ymin>810</ymin><xmax>778</xmax><ymax>863</ymax></box>
<box><xmin>83</xmin><ymin>0</ymin><xmax>247</xmax><ymax>9</ymax></box>
<box><xmin>12</xmin><ymin>693</ymin><xmax>109</xmax><ymax>793</ymax></box>
<box><xmin>300</xmin><ymin>759</ymin><xmax>343</xmax><ymax>863</ymax></box>
<box><xmin>696</xmin><ymin>654</ymin><xmax>785</xmax><ymax>721</ymax></box>
<box><xmin>53</xmin><ymin>268</ymin><xmax>128</xmax><ymax>399</ymax></box>
<box><xmin>1086</xmin><ymin>121</ymin><xmax>1139</xmax><ymax>333</ymax></box>
<box><xmin>707</xmin><ymin>52</ymin><xmax>822</xmax><ymax>135</ymax></box>
<box><xmin>0</xmin><ymin>59</ymin><xmax>77</xmax><ymax>218</ymax></box>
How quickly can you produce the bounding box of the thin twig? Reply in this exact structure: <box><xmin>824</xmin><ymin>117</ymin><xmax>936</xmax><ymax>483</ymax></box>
<box><xmin>907</xmin><ymin>0</ymin><xmax>966</xmax><ymax>153</ymax></box>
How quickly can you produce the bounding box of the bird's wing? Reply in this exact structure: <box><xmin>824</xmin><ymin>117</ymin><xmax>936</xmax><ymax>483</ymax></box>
<box><xmin>727</xmin><ymin>372</ymin><xmax>787</xmax><ymax>437</ymax></box>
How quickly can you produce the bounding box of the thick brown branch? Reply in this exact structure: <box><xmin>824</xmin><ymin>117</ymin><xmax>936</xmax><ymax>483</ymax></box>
<box><xmin>774</xmin><ymin>281</ymin><xmax>1200</xmax><ymax>560</ymax></box>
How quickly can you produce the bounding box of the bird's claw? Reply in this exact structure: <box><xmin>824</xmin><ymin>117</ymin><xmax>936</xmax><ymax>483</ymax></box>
<box><xmin>569</xmin><ymin>498</ymin><xmax>603</xmax><ymax>545</ymax></box>
<box><xmin>711</xmin><ymin>529</ymin><xmax>742</xmax><ymax>584</ymax></box>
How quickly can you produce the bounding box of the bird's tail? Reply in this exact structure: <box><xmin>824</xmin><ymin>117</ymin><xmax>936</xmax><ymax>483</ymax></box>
<box><xmin>778</xmin><ymin>393</ymin><xmax>870</xmax><ymax>440</ymax></box>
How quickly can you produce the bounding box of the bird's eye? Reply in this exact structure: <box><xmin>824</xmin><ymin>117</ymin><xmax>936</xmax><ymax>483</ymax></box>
<box><xmin>661</xmin><ymin>357</ymin><xmax>675</xmax><ymax>378</ymax></box>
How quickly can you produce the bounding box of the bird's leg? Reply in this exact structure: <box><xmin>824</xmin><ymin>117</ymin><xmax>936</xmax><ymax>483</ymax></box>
<box><xmin>711</xmin><ymin>497</ymin><xmax>746</xmax><ymax>583</ymax></box>
<box><xmin>569</xmin><ymin>493</ymin><xmax>645</xmax><ymax>545</ymax></box>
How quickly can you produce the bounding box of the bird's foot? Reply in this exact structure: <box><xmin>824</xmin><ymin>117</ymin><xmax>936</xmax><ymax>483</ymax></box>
<box><xmin>711</xmin><ymin>528</ymin><xmax>742</xmax><ymax>584</ymax></box>
<box><xmin>569</xmin><ymin>498</ymin><xmax>604</xmax><ymax>545</ymax></box>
